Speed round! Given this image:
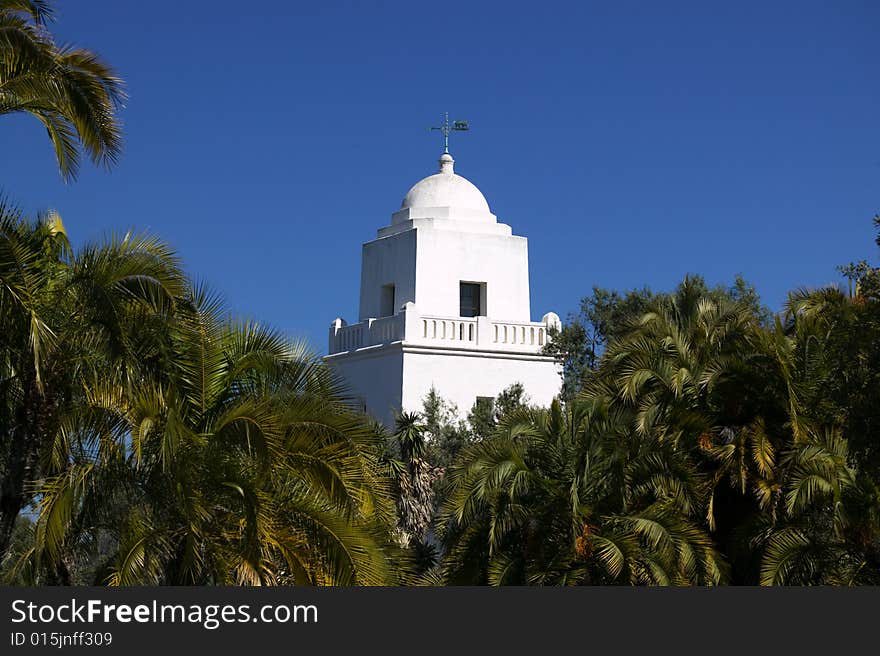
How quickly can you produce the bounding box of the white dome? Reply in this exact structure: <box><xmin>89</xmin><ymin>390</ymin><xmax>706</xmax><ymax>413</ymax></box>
<box><xmin>400</xmin><ymin>153</ymin><xmax>491</xmax><ymax>214</ymax></box>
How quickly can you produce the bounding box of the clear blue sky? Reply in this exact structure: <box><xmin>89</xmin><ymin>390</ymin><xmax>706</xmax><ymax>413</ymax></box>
<box><xmin>2</xmin><ymin>1</ymin><xmax>878</xmax><ymax>353</ymax></box>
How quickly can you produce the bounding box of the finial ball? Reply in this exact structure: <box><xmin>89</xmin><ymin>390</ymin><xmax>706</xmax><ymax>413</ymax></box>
<box><xmin>439</xmin><ymin>153</ymin><xmax>455</xmax><ymax>174</ymax></box>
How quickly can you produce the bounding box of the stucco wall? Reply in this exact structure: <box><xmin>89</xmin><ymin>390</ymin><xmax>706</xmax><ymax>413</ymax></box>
<box><xmin>325</xmin><ymin>346</ymin><xmax>404</xmax><ymax>427</ymax></box>
<box><xmin>325</xmin><ymin>344</ymin><xmax>561</xmax><ymax>427</ymax></box>
<box><xmin>400</xmin><ymin>347</ymin><xmax>560</xmax><ymax>420</ymax></box>
<box><xmin>359</xmin><ymin>229</ymin><xmax>417</xmax><ymax>322</ymax></box>
<box><xmin>414</xmin><ymin>229</ymin><xmax>531</xmax><ymax>321</ymax></box>
<box><xmin>358</xmin><ymin>224</ymin><xmax>531</xmax><ymax>324</ymax></box>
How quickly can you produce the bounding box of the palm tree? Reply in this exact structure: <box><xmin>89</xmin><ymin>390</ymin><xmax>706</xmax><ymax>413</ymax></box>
<box><xmin>589</xmin><ymin>277</ymin><xmax>880</xmax><ymax>585</ymax></box>
<box><xmin>756</xmin><ymin>425</ymin><xmax>866</xmax><ymax>585</ymax></box>
<box><xmin>585</xmin><ymin>278</ymin><xmax>789</xmax><ymax>579</ymax></box>
<box><xmin>17</xmin><ymin>286</ymin><xmax>400</xmax><ymax>585</ymax></box>
<box><xmin>439</xmin><ymin>399</ymin><xmax>725</xmax><ymax>585</ymax></box>
<box><xmin>0</xmin><ymin>0</ymin><xmax>125</xmax><ymax>181</ymax></box>
<box><xmin>590</xmin><ymin>277</ymin><xmax>763</xmax><ymax>442</ymax></box>
<box><xmin>1</xmin><ymin>201</ymin><xmax>400</xmax><ymax>585</ymax></box>
<box><xmin>752</xmin><ymin>289</ymin><xmax>880</xmax><ymax>585</ymax></box>
<box><xmin>0</xmin><ymin>200</ymin><xmax>187</xmax><ymax>568</ymax></box>
<box><xmin>388</xmin><ymin>412</ymin><xmax>435</xmax><ymax>553</ymax></box>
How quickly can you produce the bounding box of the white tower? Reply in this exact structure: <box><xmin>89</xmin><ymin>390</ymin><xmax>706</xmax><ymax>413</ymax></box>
<box><xmin>324</xmin><ymin>151</ymin><xmax>561</xmax><ymax>426</ymax></box>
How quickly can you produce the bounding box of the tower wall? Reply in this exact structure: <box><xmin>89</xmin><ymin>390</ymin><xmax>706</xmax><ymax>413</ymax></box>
<box><xmin>358</xmin><ymin>228</ymin><xmax>417</xmax><ymax>321</ymax></box>
<box><xmin>400</xmin><ymin>347</ymin><xmax>560</xmax><ymax>418</ymax></box>
<box><xmin>358</xmin><ymin>224</ymin><xmax>532</xmax><ymax>323</ymax></box>
<box><xmin>327</xmin><ymin>343</ymin><xmax>560</xmax><ymax>428</ymax></box>
<box><xmin>414</xmin><ymin>228</ymin><xmax>530</xmax><ymax>321</ymax></box>
<box><xmin>328</xmin><ymin>345</ymin><xmax>404</xmax><ymax>427</ymax></box>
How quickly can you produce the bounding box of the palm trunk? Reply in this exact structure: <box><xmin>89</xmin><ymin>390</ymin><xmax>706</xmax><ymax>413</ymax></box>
<box><xmin>0</xmin><ymin>376</ymin><xmax>54</xmax><ymax>559</ymax></box>
<box><xmin>43</xmin><ymin>548</ymin><xmax>75</xmax><ymax>586</ymax></box>
<box><xmin>0</xmin><ymin>425</ymin><xmax>36</xmax><ymax>558</ymax></box>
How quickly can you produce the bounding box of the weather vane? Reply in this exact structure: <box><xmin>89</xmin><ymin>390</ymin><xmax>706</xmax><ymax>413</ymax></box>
<box><xmin>430</xmin><ymin>112</ymin><xmax>469</xmax><ymax>154</ymax></box>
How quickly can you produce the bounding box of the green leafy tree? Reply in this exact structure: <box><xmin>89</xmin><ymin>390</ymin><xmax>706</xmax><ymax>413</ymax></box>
<box><xmin>780</xmin><ymin>217</ymin><xmax>880</xmax><ymax>480</ymax></box>
<box><xmin>421</xmin><ymin>387</ymin><xmax>471</xmax><ymax>470</ymax></box>
<box><xmin>545</xmin><ymin>276</ymin><xmax>767</xmax><ymax>399</ymax></box>
<box><xmin>543</xmin><ymin>286</ymin><xmax>654</xmax><ymax>398</ymax></box>
<box><xmin>466</xmin><ymin>397</ymin><xmax>495</xmax><ymax>442</ymax></box>
<box><xmin>466</xmin><ymin>383</ymin><xmax>530</xmax><ymax>442</ymax></box>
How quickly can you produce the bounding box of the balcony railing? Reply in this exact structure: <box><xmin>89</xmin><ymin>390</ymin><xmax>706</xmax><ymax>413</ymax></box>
<box><xmin>328</xmin><ymin>304</ymin><xmax>560</xmax><ymax>355</ymax></box>
<box><xmin>329</xmin><ymin>313</ymin><xmax>404</xmax><ymax>354</ymax></box>
<box><xmin>419</xmin><ymin>316</ymin><xmax>477</xmax><ymax>343</ymax></box>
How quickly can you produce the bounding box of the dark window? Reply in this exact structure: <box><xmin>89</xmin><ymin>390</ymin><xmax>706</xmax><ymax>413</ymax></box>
<box><xmin>475</xmin><ymin>396</ymin><xmax>495</xmax><ymax>409</ymax></box>
<box><xmin>460</xmin><ymin>282</ymin><xmax>482</xmax><ymax>317</ymax></box>
<box><xmin>380</xmin><ymin>284</ymin><xmax>395</xmax><ymax>317</ymax></box>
